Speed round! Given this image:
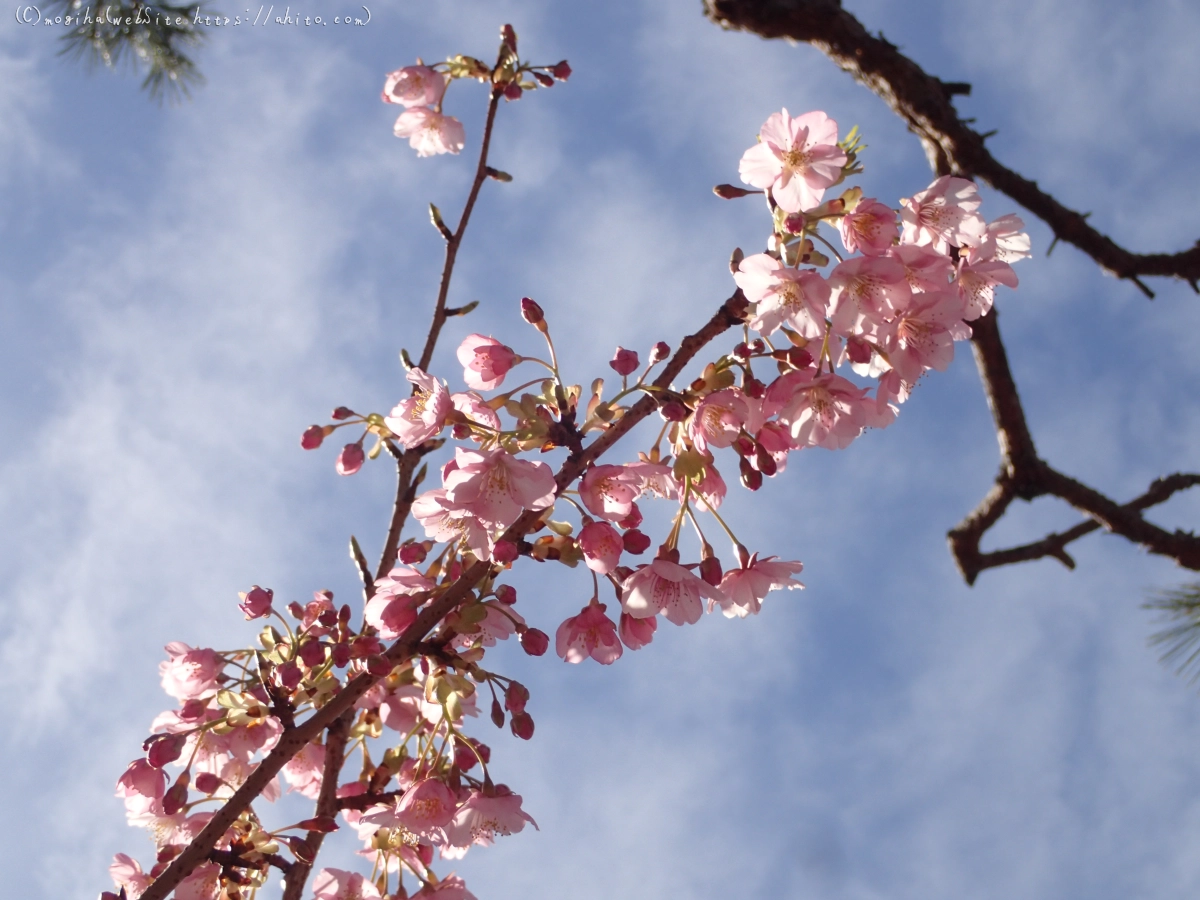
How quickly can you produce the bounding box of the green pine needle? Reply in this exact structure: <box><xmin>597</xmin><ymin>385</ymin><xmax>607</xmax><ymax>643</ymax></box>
<box><xmin>1144</xmin><ymin>582</ymin><xmax>1200</xmax><ymax>682</ymax></box>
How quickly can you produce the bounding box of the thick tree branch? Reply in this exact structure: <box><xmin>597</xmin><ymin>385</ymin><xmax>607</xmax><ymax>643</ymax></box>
<box><xmin>703</xmin><ymin>0</ymin><xmax>1200</xmax><ymax>297</ymax></box>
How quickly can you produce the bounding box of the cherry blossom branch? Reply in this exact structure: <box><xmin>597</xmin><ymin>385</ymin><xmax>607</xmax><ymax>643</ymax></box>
<box><xmin>375</xmin><ymin>439</ymin><xmax>437</xmax><ymax>581</ymax></box>
<box><xmin>279</xmin><ymin>710</ymin><xmax>354</xmax><ymax>900</ymax></box>
<box><xmin>702</xmin><ymin>0</ymin><xmax>1200</xmax><ymax>298</ymax></box>
<box><xmin>703</xmin><ymin>0</ymin><xmax>1200</xmax><ymax>582</ymax></box>
<box><xmin>134</xmin><ymin>289</ymin><xmax>746</xmax><ymax>900</ymax></box>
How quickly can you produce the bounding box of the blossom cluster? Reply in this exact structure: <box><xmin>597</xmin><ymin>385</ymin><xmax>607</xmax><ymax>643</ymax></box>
<box><xmin>104</xmin><ymin>28</ymin><xmax>1027</xmax><ymax>900</ymax></box>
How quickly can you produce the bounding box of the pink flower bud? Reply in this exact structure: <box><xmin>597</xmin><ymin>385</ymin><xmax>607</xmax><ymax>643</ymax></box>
<box><xmin>454</xmin><ymin>737</ymin><xmax>488</xmax><ymax>771</ymax></box>
<box><xmin>296</xmin><ymin>816</ymin><xmax>339</xmax><ymax>833</ymax></box>
<box><xmin>194</xmin><ymin>772</ymin><xmax>222</xmax><ymax>794</ymax></box>
<box><xmin>739</xmin><ymin>457</ymin><xmax>763</xmax><ymax>491</ymax></box>
<box><xmin>755</xmin><ymin>442</ymin><xmax>778</xmax><ymax>477</ymax></box>
<box><xmin>495</xmin><ymin>584</ymin><xmax>517</xmax><ymax>605</ymax></box>
<box><xmin>331</xmin><ymin>406</ymin><xmax>355</xmax><ymax>420</ymax></box>
<box><xmin>609</xmin><ymin>347</ymin><xmax>640</xmax><ymax>376</ymax></box>
<box><xmin>144</xmin><ymin>733</ymin><xmax>186</xmax><ymax>769</ymax></box>
<box><xmin>617</xmin><ymin>504</ymin><xmax>643</xmax><ymax>530</ymax></box>
<box><xmin>659</xmin><ymin>399</ymin><xmax>689</xmax><ymax>421</ymax></box>
<box><xmin>398</xmin><ymin>541</ymin><xmax>427</xmax><ymax>564</ymax></box>
<box><xmin>744</xmin><ymin>376</ymin><xmax>766</xmax><ymax>399</ymax></box>
<box><xmin>783</xmin><ymin>213</ymin><xmax>806</xmax><ymax>234</ymax></box>
<box><xmin>713</xmin><ymin>183</ymin><xmax>758</xmax><ymax>199</ymax></box>
<box><xmin>179</xmin><ymin>699</ymin><xmax>207</xmax><ymax>721</ymax></box>
<box><xmin>162</xmin><ymin>775</ymin><xmax>189</xmax><ymax>816</ymax></box>
<box><xmin>300</xmin><ymin>425</ymin><xmax>325</xmax><ymax>450</ymax></box>
<box><xmin>845</xmin><ymin>336</ymin><xmax>873</xmax><ymax>365</ymax></box>
<box><xmin>650</xmin><ymin>341</ymin><xmax>670</xmax><ymax>363</ymax></box>
<box><xmin>500</xmin><ymin>23</ymin><xmax>517</xmax><ymax>50</ymax></box>
<box><xmin>503</xmin><ymin>81</ymin><xmax>522</xmax><ymax>100</ymax></box>
<box><xmin>366</xmin><ymin>655</ymin><xmax>392</xmax><ymax>677</ymax></box>
<box><xmin>331</xmin><ymin>642</ymin><xmax>351</xmax><ymax>668</ymax></box>
<box><xmin>492</xmin><ymin>539</ymin><xmax>519</xmax><ymax>564</ymax></box>
<box><xmin>533</xmin><ymin>71</ymin><xmax>554</xmax><ymax>87</ymax></box>
<box><xmin>287</xmin><ymin>601</ymin><xmax>305</xmax><ymax>619</ymax></box>
<box><xmin>237</xmin><ymin>585</ymin><xmax>273</xmax><ymax>620</ymax></box>
<box><xmin>504</xmin><ymin>681</ymin><xmax>530</xmax><ymax>714</ymax></box>
<box><xmin>520</xmin><ymin>296</ymin><xmax>545</xmax><ymax>325</ymax></box>
<box><xmin>520</xmin><ymin>627</ymin><xmax>549</xmax><ymax>656</ymax></box>
<box><xmin>510</xmin><ymin>711</ymin><xmax>535</xmax><ymax>740</ymax></box>
<box><xmin>299</xmin><ymin>639</ymin><xmax>327</xmax><ymax>668</ymax></box>
<box><xmin>551</xmin><ymin>60</ymin><xmax>571</xmax><ymax>81</ymax></box>
<box><xmin>318</xmin><ymin>608</ymin><xmax>338</xmax><ymax>629</ymax></box>
<box><xmin>700</xmin><ymin>555</ymin><xmax>724</xmax><ymax>587</ymax></box>
<box><xmin>276</xmin><ymin>660</ymin><xmax>302</xmax><ymax>691</ymax></box>
<box><xmin>788</xmin><ymin>347</ymin><xmax>813</xmax><ymax>369</ymax></box>
<box><xmin>336</xmin><ymin>442</ymin><xmax>365</xmax><ymax>476</ymax></box>
<box><xmin>622</xmin><ymin>528</ymin><xmax>651</xmax><ymax>554</ymax></box>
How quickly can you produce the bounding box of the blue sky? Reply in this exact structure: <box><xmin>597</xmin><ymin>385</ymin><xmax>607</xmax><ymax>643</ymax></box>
<box><xmin>3</xmin><ymin>2</ymin><xmax>1200</xmax><ymax>898</ymax></box>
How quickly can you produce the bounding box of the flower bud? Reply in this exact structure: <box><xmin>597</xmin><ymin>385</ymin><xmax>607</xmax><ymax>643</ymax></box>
<box><xmin>504</xmin><ymin>681</ymin><xmax>530</xmax><ymax>714</ymax></box>
<box><xmin>318</xmin><ymin>608</ymin><xmax>339</xmax><ymax>629</ymax></box>
<box><xmin>162</xmin><ymin>774</ymin><xmax>190</xmax><ymax>816</ymax></box>
<box><xmin>712</xmin><ymin>183</ymin><xmax>758</xmax><ymax>199</ymax></box>
<box><xmin>755</xmin><ymin>442</ymin><xmax>778</xmax><ymax>477</ymax></box>
<box><xmin>194</xmin><ymin>772</ymin><xmax>222</xmax><ymax>794</ymax></box>
<box><xmin>145</xmin><ymin>733</ymin><xmax>187</xmax><ymax>769</ymax></box>
<box><xmin>649</xmin><ymin>341</ymin><xmax>670</xmax><ymax>363</ymax></box>
<box><xmin>332</xmin><ymin>642</ymin><xmax>351</xmax><ymax>668</ymax></box>
<box><xmin>621</xmin><ymin>528</ymin><xmax>651</xmax><ymax>554</ymax></box>
<box><xmin>500</xmin><ymin>23</ymin><xmax>517</xmax><ymax>51</ymax></box>
<box><xmin>495</xmin><ymin>584</ymin><xmax>517</xmax><ymax>605</ymax></box>
<box><xmin>366</xmin><ymin>655</ymin><xmax>392</xmax><ymax>677</ymax></box>
<box><xmin>739</xmin><ymin>457</ymin><xmax>763</xmax><ymax>491</ymax></box>
<box><xmin>503</xmin><ymin>81</ymin><xmax>522</xmax><ymax>100</ymax></box>
<box><xmin>659</xmin><ymin>399</ymin><xmax>689</xmax><ymax>422</ymax></box>
<box><xmin>520</xmin><ymin>627</ymin><xmax>549</xmax><ymax>657</ymax></box>
<box><xmin>336</xmin><ymin>442</ymin><xmax>365</xmax><ymax>476</ymax></box>
<box><xmin>744</xmin><ymin>376</ymin><xmax>766</xmax><ymax>399</ymax></box>
<box><xmin>300</xmin><ymin>425</ymin><xmax>325</xmax><ymax>450</ymax></box>
<box><xmin>237</xmin><ymin>585</ymin><xmax>274</xmax><ymax>620</ymax></box>
<box><xmin>510</xmin><ymin>711</ymin><xmax>535</xmax><ymax>740</ymax></box>
<box><xmin>276</xmin><ymin>660</ymin><xmax>302</xmax><ymax>691</ymax></box>
<box><xmin>783</xmin><ymin>213</ymin><xmax>806</xmax><ymax>234</ymax></box>
<box><xmin>331</xmin><ymin>406</ymin><xmax>355</xmax><ymax>421</ymax></box>
<box><xmin>399</xmin><ymin>541</ymin><xmax>427</xmax><ymax>564</ymax></box>
<box><xmin>845</xmin><ymin>336</ymin><xmax>873</xmax><ymax>365</ymax></box>
<box><xmin>520</xmin><ymin>297</ymin><xmax>545</xmax><ymax>325</ymax></box>
<box><xmin>534</xmin><ymin>71</ymin><xmax>555</xmax><ymax>87</ymax></box>
<box><xmin>299</xmin><ymin>639</ymin><xmax>327</xmax><ymax>668</ymax></box>
<box><xmin>551</xmin><ymin>60</ymin><xmax>571</xmax><ymax>81</ymax></box>
<box><xmin>787</xmin><ymin>347</ymin><xmax>813</xmax><ymax>369</ymax></box>
<box><xmin>609</xmin><ymin>346</ymin><xmax>640</xmax><ymax>376</ymax></box>
<box><xmin>617</xmin><ymin>505</ymin><xmax>643</xmax><ymax>530</ymax></box>
<box><xmin>492</xmin><ymin>539</ymin><xmax>519</xmax><ymax>564</ymax></box>
<box><xmin>699</xmin><ymin>555</ymin><xmax>723</xmax><ymax>587</ymax></box>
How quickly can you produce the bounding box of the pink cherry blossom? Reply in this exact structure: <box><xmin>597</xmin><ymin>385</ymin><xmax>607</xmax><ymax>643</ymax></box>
<box><xmin>454</xmin><ymin>600</ymin><xmax>524</xmax><ymax>649</ymax></box>
<box><xmin>456</xmin><ymin>334</ymin><xmax>519</xmax><ymax>390</ymax></box>
<box><xmin>281</xmin><ymin>741</ymin><xmax>325</xmax><ymax>799</ymax></box>
<box><xmin>900</xmin><ymin>175</ymin><xmax>987</xmax><ymax>252</ymax></box>
<box><xmin>412</xmin><ymin>488</ymin><xmax>494</xmax><ymax>560</ymax></box>
<box><xmin>578</xmin><ymin>463</ymin><xmax>641</xmax><ymax>521</ymax></box>
<box><xmin>579</xmin><ymin>520</ymin><xmax>623</xmax><ymax>574</ymax></box>
<box><xmin>880</xmin><ymin>289</ymin><xmax>969</xmax><ymax>397</ymax></box>
<box><xmin>443</xmin><ymin>788</ymin><xmax>538</xmax><ymax>850</ymax></box>
<box><xmin>442</xmin><ymin>447</ymin><xmax>557</xmax><ymax>529</ymax></box>
<box><xmin>688</xmin><ymin>461</ymin><xmax>727</xmax><ymax>511</ymax></box>
<box><xmin>385</xmin><ymin>367</ymin><xmax>451</xmax><ymax>449</ymax></box>
<box><xmin>312</xmin><ymin>868</ymin><xmax>383</xmax><ymax>900</ymax></box>
<box><xmin>623</xmin><ymin>459</ymin><xmax>679</xmax><ymax>500</ymax></box>
<box><xmin>619</xmin><ymin>611</ymin><xmax>656</xmax><ymax>650</ymax></box>
<box><xmin>688</xmin><ymin>389</ymin><xmax>749</xmax><ymax>453</ymax></box>
<box><xmin>382</xmin><ymin>65</ymin><xmax>447</xmax><ymax>108</ymax></box>
<box><xmin>397</xmin><ymin>778</ymin><xmax>458</xmax><ymax>834</ymax></box>
<box><xmin>828</xmin><ymin>256</ymin><xmax>911</xmax><ymax>337</ymax></box>
<box><xmin>555</xmin><ymin>601</ymin><xmax>623</xmax><ymax>664</ymax></box>
<box><xmin>450</xmin><ymin>391</ymin><xmax>501</xmax><ymax>435</ymax></box>
<box><xmin>393</xmin><ymin>107</ymin><xmax>466</xmax><ymax>156</ymax></box>
<box><xmin>735</xmin><ymin>253</ymin><xmax>830</xmax><ymax>339</ymax></box>
<box><xmin>968</xmin><ymin>213</ymin><xmax>1031</xmax><ymax>264</ymax></box>
<box><xmin>839</xmin><ymin>197</ymin><xmax>899</xmax><ymax>256</ymax></box>
<box><xmin>159</xmin><ymin>643</ymin><xmax>222</xmax><ymax>701</ymax></box>
<box><xmin>738</xmin><ymin>109</ymin><xmax>848</xmax><ymax>213</ymax></box>
<box><xmin>955</xmin><ymin>257</ymin><xmax>1019</xmax><ymax>320</ymax></box>
<box><xmin>766</xmin><ymin>370</ymin><xmax>894</xmax><ymax>450</ymax></box>
<box><xmin>116</xmin><ymin>759</ymin><xmax>166</xmax><ymax>807</ymax></box>
<box><xmin>621</xmin><ymin>558</ymin><xmax>725</xmax><ymax>626</ymax></box>
<box><xmin>109</xmin><ymin>853</ymin><xmax>153</xmax><ymax>899</ymax></box>
<box><xmin>717</xmin><ymin>556</ymin><xmax>805</xmax><ymax>618</ymax></box>
<box><xmin>889</xmin><ymin>244</ymin><xmax>955</xmax><ymax>293</ymax></box>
